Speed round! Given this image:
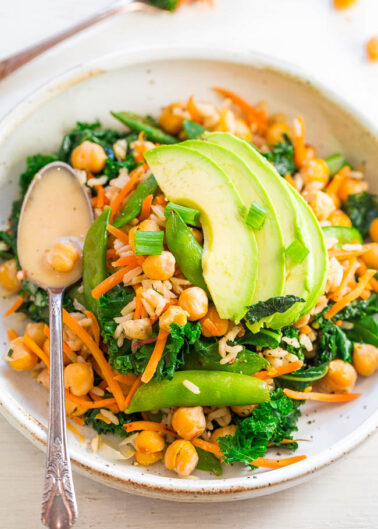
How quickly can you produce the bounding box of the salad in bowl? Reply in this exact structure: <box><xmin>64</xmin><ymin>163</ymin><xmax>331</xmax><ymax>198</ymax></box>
<box><xmin>1</xmin><ymin>88</ymin><xmax>377</xmax><ymax>478</ymax></box>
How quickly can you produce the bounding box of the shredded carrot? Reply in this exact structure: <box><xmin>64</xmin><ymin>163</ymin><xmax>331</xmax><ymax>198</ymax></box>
<box><xmin>192</xmin><ymin>438</ymin><xmax>221</xmax><ymax>456</ymax></box>
<box><xmin>293</xmin><ymin>116</ymin><xmax>306</xmax><ymax>168</ymax></box>
<box><xmin>106</xmin><ymin>249</ymin><xmax>118</xmax><ymax>259</ymax></box>
<box><xmin>284</xmin><ymin>388</ymin><xmax>361</xmax><ymax>402</ymax></box>
<box><xmin>133</xmin><ymin>132</ymin><xmax>148</xmax><ymax>163</ymax></box>
<box><xmin>84</xmin><ymin>310</ymin><xmax>100</xmax><ymax>345</ymax></box>
<box><xmin>154</xmin><ymin>195</ymin><xmax>167</xmax><ymax>207</ymax></box>
<box><xmin>254</xmin><ymin>360</ymin><xmax>303</xmax><ymax>380</ymax></box>
<box><xmin>326</xmin><ymin>166</ymin><xmax>349</xmax><ymax>195</ymax></box>
<box><xmin>67</xmin><ymin>421</ymin><xmax>85</xmax><ymax>443</ymax></box>
<box><xmin>114</xmin><ymin>373</ymin><xmax>138</xmax><ymax>385</ymax></box>
<box><xmin>7</xmin><ymin>329</ymin><xmax>18</xmax><ymax>341</ymax></box>
<box><xmin>62</xmin><ymin>309</ymin><xmax>125</xmax><ymax>410</ymax></box>
<box><xmin>213</xmin><ymin>87</ymin><xmax>267</xmax><ymax>131</ymax></box>
<box><xmin>65</xmin><ymin>390</ymin><xmax>118</xmax><ymax>409</ymax></box>
<box><xmin>109</xmin><ymin>164</ymin><xmax>147</xmax><ymax>222</ymax></box>
<box><xmin>202</xmin><ymin>318</ymin><xmax>220</xmax><ymax>336</ymax></box>
<box><xmin>329</xmin><ymin>248</ymin><xmax>368</xmax><ymax>260</ymax></box>
<box><xmin>107</xmin><ymin>224</ymin><xmax>129</xmax><ymax>245</ymax></box>
<box><xmin>23</xmin><ymin>334</ymin><xmax>50</xmax><ymax>367</ymax></box>
<box><xmin>124</xmin><ymin>420</ymin><xmax>176</xmax><ymax>435</ymax></box>
<box><xmin>72</xmin><ymin>416</ymin><xmax>85</xmax><ymax>426</ymax></box>
<box><xmin>370</xmin><ymin>277</ymin><xmax>378</xmax><ymax>293</ymax></box>
<box><xmin>187</xmin><ymin>95</ymin><xmax>202</xmax><ymax>123</ymax></box>
<box><xmin>95</xmin><ymin>185</ymin><xmax>105</xmax><ymax>209</ymax></box>
<box><xmin>141</xmin><ymin>329</ymin><xmax>169</xmax><ymax>384</ymax></box>
<box><xmin>284</xmin><ymin>174</ymin><xmax>296</xmax><ymax>188</ymax></box>
<box><xmin>4</xmin><ymin>295</ymin><xmax>26</xmax><ymax>317</ymax></box>
<box><xmin>111</xmin><ymin>255</ymin><xmax>139</xmax><ymax>268</ymax></box>
<box><xmin>360</xmin><ymin>289</ymin><xmax>371</xmax><ymax>300</ymax></box>
<box><xmin>123</xmin><ymin>375</ymin><xmax>142</xmax><ymax>411</ymax></box>
<box><xmin>331</xmin><ymin>257</ymin><xmax>357</xmax><ymax>301</ymax></box>
<box><xmin>300</xmin><ymin>325</ymin><xmax>311</xmax><ymax>334</ymax></box>
<box><xmin>138</xmin><ymin>194</ymin><xmax>153</xmax><ymax>222</ymax></box>
<box><xmin>252</xmin><ymin>455</ymin><xmax>307</xmax><ymax>469</ymax></box>
<box><xmin>133</xmin><ymin>287</ymin><xmax>143</xmax><ymax>320</ymax></box>
<box><xmin>91</xmin><ymin>265</ymin><xmax>134</xmax><ymax>299</ymax></box>
<box><xmin>334</xmin><ymin>320</ymin><xmax>343</xmax><ymax>326</ymax></box>
<box><xmin>325</xmin><ymin>269</ymin><xmax>376</xmax><ymax>319</ymax></box>
<box><xmin>91</xmin><ymin>197</ymin><xmax>97</xmax><ymax>207</ymax></box>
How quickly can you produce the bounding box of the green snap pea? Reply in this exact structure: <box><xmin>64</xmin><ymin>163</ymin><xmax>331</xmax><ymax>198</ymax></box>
<box><xmin>82</xmin><ymin>206</ymin><xmax>111</xmax><ymax>315</ymax></box>
<box><xmin>126</xmin><ymin>370</ymin><xmax>269</xmax><ymax>413</ymax></box>
<box><xmin>111</xmin><ymin>111</ymin><xmax>178</xmax><ymax>145</ymax></box>
<box><xmin>165</xmin><ymin>211</ymin><xmax>208</xmax><ymax>292</ymax></box>
<box><xmin>322</xmin><ymin>226</ymin><xmax>363</xmax><ymax>247</ymax></box>
<box><xmin>65</xmin><ymin>283</ymin><xmax>86</xmax><ymax>308</ymax></box>
<box><xmin>183</xmin><ymin>343</ymin><xmax>269</xmax><ymax>375</ymax></box>
<box><xmin>195</xmin><ymin>447</ymin><xmax>222</xmax><ymax>476</ymax></box>
<box><xmin>324</xmin><ymin>154</ymin><xmax>350</xmax><ymax>176</ymax></box>
<box><xmin>113</xmin><ymin>175</ymin><xmax>158</xmax><ymax>228</ymax></box>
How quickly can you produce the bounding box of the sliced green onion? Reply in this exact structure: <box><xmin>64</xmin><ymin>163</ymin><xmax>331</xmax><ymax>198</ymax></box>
<box><xmin>164</xmin><ymin>202</ymin><xmax>200</xmax><ymax>226</ymax></box>
<box><xmin>324</xmin><ymin>154</ymin><xmax>350</xmax><ymax>176</ymax></box>
<box><xmin>285</xmin><ymin>239</ymin><xmax>309</xmax><ymax>264</ymax></box>
<box><xmin>183</xmin><ymin>120</ymin><xmax>206</xmax><ymax>139</ymax></box>
<box><xmin>245</xmin><ymin>202</ymin><xmax>268</xmax><ymax>230</ymax></box>
<box><xmin>134</xmin><ymin>231</ymin><xmax>164</xmax><ymax>255</ymax></box>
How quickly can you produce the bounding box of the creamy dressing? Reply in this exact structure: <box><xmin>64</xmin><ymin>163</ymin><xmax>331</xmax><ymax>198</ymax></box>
<box><xmin>18</xmin><ymin>165</ymin><xmax>93</xmax><ymax>289</ymax></box>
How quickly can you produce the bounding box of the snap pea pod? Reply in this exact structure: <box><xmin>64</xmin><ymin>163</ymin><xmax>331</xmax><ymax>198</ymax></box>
<box><xmin>324</xmin><ymin>153</ymin><xmax>350</xmax><ymax>176</ymax></box>
<box><xmin>82</xmin><ymin>207</ymin><xmax>111</xmax><ymax>315</ymax></box>
<box><xmin>322</xmin><ymin>226</ymin><xmax>363</xmax><ymax>247</ymax></box>
<box><xmin>195</xmin><ymin>447</ymin><xmax>222</xmax><ymax>476</ymax></box>
<box><xmin>113</xmin><ymin>175</ymin><xmax>158</xmax><ymax>228</ymax></box>
<box><xmin>111</xmin><ymin>111</ymin><xmax>178</xmax><ymax>145</ymax></box>
<box><xmin>165</xmin><ymin>211</ymin><xmax>208</xmax><ymax>293</ymax></box>
<box><xmin>65</xmin><ymin>283</ymin><xmax>86</xmax><ymax>308</ymax></box>
<box><xmin>126</xmin><ymin>370</ymin><xmax>269</xmax><ymax>413</ymax></box>
<box><xmin>182</xmin><ymin>342</ymin><xmax>269</xmax><ymax>375</ymax></box>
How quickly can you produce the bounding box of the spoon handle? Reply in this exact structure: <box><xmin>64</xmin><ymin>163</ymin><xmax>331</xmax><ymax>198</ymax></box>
<box><xmin>41</xmin><ymin>290</ymin><xmax>78</xmax><ymax>529</ymax></box>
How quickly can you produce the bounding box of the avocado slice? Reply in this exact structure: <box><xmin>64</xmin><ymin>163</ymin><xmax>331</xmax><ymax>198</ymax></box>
<box><xmin>205</xmin><ymin>132</ymin><xmax>312</xmax><ymax>329</ymax></box>
<box><xmin>182</xmin><ymin>139</ymin><xmax>285</xmax><ymax>305</ymax></box>
<box><xmin>144</xmin><ymin>145</ymin><xmax>258</xmax><ymax>322</ymax></box>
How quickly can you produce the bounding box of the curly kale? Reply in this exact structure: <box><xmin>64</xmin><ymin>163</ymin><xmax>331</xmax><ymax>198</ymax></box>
<box><xmin>262</xmin><ymin>135</ymin><xmax>296</xmax><ymax>176</ymax></box>
<box><xmin>280</xmin><ymin>326</ymin><xmax>305</xmax><ymax>361</ymax></box>
<box><xmin>218</xmin><ymin>389</ymin><xmax>301</xmax><ymax>468</ymax></box>
<box><xmin>342</xmin><ymin>191</ymin><xmax>378</xmax><ymax>237</ymax></box>
<box><xmin>17</xmin><ymin>279</ymin><xmax>49</xmax><ymax>323</ymax></box>
<box><xmin>84</xmin><ymin>408</ymin><xmax>140</xmax><ymax>438</ymax></box>
<box><xmin>246</xmin><ymin>295</ymin><xmax>305</xmax><ymax>325</ymax></box>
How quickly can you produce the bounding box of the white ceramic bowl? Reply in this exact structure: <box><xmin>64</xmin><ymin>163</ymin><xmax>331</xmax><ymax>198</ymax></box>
<box><xmin>0</xmin><ymin>47</ymin><xmax>377</xmax><ymax>502</ymax></box>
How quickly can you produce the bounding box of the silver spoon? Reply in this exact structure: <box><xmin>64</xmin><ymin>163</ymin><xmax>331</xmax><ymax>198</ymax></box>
<box><xmin>17</xmin><ymin>162</ymin><xmax>94</xmax><ymax>529</ymax></box>
<box><xmin>0</xmin><ymin>0</ymin><xmax>169</xmax><ymax>81</ymax></box>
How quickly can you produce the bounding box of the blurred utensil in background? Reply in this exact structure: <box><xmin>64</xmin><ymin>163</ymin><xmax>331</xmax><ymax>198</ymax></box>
<box><xmin>0</xmin><ymin>0</ymin><xmax>178</xmax><ymax>81</ymax></box>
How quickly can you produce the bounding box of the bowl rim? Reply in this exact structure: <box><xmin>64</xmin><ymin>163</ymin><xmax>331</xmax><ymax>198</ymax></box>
<box><xmin>0</xmin><ymin>45</ymin><xmax>377</xmax><ymax>499</ymax></box>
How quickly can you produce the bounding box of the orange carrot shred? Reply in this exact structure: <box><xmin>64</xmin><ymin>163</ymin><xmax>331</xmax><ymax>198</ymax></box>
<box><xmin>107</xmin><ymin>224</ymin><xmax>129</xmax><ymax>245</ymax></box>
<box><xmin>23</xmin><ymin>334</ymin><xmax>50</xmax><ymax>367</ymax></box>
<box><xmin>111</xmin><ymin>255</ymin><xmax>139</xmax><ymax>268</ymax></box>
<box><xmin>124</xmin><ymin>420</ymin><xmax>176</xmax><ymax>435</ymax></box>
<box><xmin>138</xmin><ymin>194</ymin><xmax>153</xmax><ymax>222</ymax></box>
<box><xmin>331</xmin><ymin>256</ymin><xmax>357</xmax><ymax>301</ymax></box>
<box><xmin>65</xmin><ymin>390</ymin><xmax>118</xmax><ymax>410</ymax></box>
<box><xmin>283</xmin><ymin>388</ymin><xmax>361</xmax><ymax>402</ymax></box>
<box><xmin>67</xmin><ymin>421</ymin><xmax>85</xmax><ymax>443</ymax></box>
<box><xmin>192</xmin><ymin>438</ymin><xmax>221</xmax><ymax>456</ymax></box>
<box><xmin>4</xmin><ymin>295</ymin><xmax>26</xmax><ymax>317</ymax></box>
<box><xmin>252</xmin><ymin>455</ymin><xmax>307</xmax><ymax>469</ymax></box>
<box><xmin>123</xmin><ymin>376</ymin><xmax>142</xmax><ymax>411</ymax></box>
<box><xmin>293</xmin><ymin>116</ymin><xmax>306</xmax><ymax>168</ymax></box>
<box><xmin>360</xmin><ymin>289</ymin><xmax>371</xmax><ymax>300</ymax></box>
<box><xmin>91</xmin><ymin>266</ymin><xmax>134</xmax><ymax>299</ymax></box>
<box><xmin>213</xmin><ymin>87</ymin><xmax>267</xmax><ymax>130</ymax></box>
<box><xmin>109</xmin><ymin>164</ymin><xmax>147</xmax><ymax>222</ymax></box>
<box><xmin>370</xmin><ymin>277</ymin><xmax>378</xmax><ymax>293</ymax></box>
<box><xmin>326</xmin><ymin>166</ymin><xmax>349</xmax><ymax>195</ymax></box>
<box><xmin>114</xmin><ymin>373</ymin><xmax>138</xmax><ymax>385</ymax></box>
<box><xmin>284</xmin><ymin>174</ymin><xmax>296</xmax><ymax>188</ymax></box>
<box><xmin>202</xmin><ymin>318</ymin><xmax>220</xmax><ymax>336</ymax></box>
<box><xmin>254</xmin><ymin>360</ymin><xmax>303</xmax><ymax>380</ymax></box>
<box><xmin>142</xmin><ymin>329</ymin><xmax>169</xmax><ymax>384</ymax></box>
<box><xmin>84</xmin><ymin>310</ymin><xmax>100</xmax><ymax>345</ymax></box>
<box><xmin>106</xmin><ymin>249</ymin><xmax>118</xmax><ymax>259</ymax></box>
<box><xmin>95</xmin><ymin>185</ymin><xmax>105</xmax><ymax>209</ymax></box>
<box><xmin>328</xmin><ymin>248</ymin><xmax>368</xmax><ymax>260</ymax></box>
<box><xmin>72</xmin><ymin>417</ymin><xmax>85</xmax><ymax>426</ymax></box>
<box><xmin>187</xmin><ymin>95</ymin><xmax>202</xmax><ymax>123</ymax></box>
<box><xmin>7</xmin><ymin>329</ymin><xmax>18</xmax><ymax>341</ymax></box>
<box><xmin>325</xmin><ymin>269</ymin><xmax>376</xmax><ymax>319</ymax></box>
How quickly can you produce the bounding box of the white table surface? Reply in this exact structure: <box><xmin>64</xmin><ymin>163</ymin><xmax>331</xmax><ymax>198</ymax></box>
<box><xmin>0</xmin><ymin>1</ymin><xmax>377</xmax><ymax>527</ymax></box>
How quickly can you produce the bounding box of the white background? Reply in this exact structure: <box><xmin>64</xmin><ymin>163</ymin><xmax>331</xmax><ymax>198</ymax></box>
<box><xmin>0</xmin><ymin>1</ymin><xmax>377</xmax><ymax>528</ymax></box>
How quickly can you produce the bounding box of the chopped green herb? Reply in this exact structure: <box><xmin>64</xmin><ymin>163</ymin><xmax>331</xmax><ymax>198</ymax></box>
<box><xmin>342</xmin><ymin>191</ymin><xmax>378</xmax><ymax>237</ymax></box>
<box><xmin>262</xmin><ymin>135</ymin><xmax>296</xmax><ymax>176</ymax></box>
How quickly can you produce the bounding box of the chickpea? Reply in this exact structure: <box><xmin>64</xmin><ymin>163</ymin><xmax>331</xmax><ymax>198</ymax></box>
<box><xmin>138</xmin><ymin>219</ymin><xmax>160</xmax><ymax>232</ymax></box>
<box><xmin>135</xmin><ymin>450</ymin><xmax>163</xmax><ymax>466</ymax></box>
<box><xmin>159</xmin><ymin>306</ymin><xmax>188</xmax><ymax>332</ymax></box>
<box><xmin>7</xmin><ymin>337</ymin><xmax>38</xmax><ymax>371</ymax></box>
<box><xmin>37</xmin><ymin>367</ymin><xmax>50</xmax><ymax>390</ymax></box>
<box><xmin>135</xmin><ymin>431</ymin><xmax>165</xmax><ymax>454</ymax></box>
<box><xmin>366</xmin><ymin>36</ymin><xmax>378</xmax><ymax>62</ymax></box>
<box><xmin>369</xmin><ymin>218</ymin><xmax>378</xmax><ymax>243</ymax></box>
<box><xmin>266</xmin><ymin>122</ymin><xmax>292</xmax><ymax>147</ymax></box>
<box><xmin>190</xmin><ymin>227</ymin><xmax>203</xmax><ymax>245</ymax></box>
<box><xmin>210</xmin><ymin>425</ymin><xmax>237</xmax><ymax>447</ymax></box>
<box><xmin>300</xmin><ymin>159</ymin><xmax>330</xmax><ymax>188</ymax></box>
<box><xmin>159</xmin><ymin>102</ymin><xmax>188</xmax><ymax>135</ymax></box>
<box><xmin>362</xmin><ymin>243</ymin><xmax>378</xmax><ymax>270</ymax></box>
<box><xmin>123</xmin><ymin>319</ymin><xmax>152</xmax><ymax>340</ymax></box>
<box><xmin>200</xmin><ymin>305</ymin><xmax>229</xmax><ymax>337</ymax></box>
<box><xmin>65</xmin><ymin>396</ymin><xmax>88</xmax><ymax>417</ymax></box>
<box><xmin>71</xmin><ymin>140</ymin><xmax>107</xmax><ymax>173</ymax></box>
<box><xmin>25</xmin><ymin>322</ymin><xmax>46</xmax><ymax>347</ymax></box>
<box><xmin>164</xmin><ymin>439</ymin><xmax>198</xmax><ymax>477</ymax></box>
<box><xmin>142</xmin><ymin>251</ymin><xmax>176</xmax><ymax>280</ymax></box>
<box><xmin>334</xmin><ymin>0</ymin><xmax>357</xmax><ymax>9</ymax></box>
<box><xmin>329</xmin><ymin>209</ymin><xmax>352</xmax><ymax>227</ymax></box>
<box><xmin>353</xmin><ymin>344</ymin><xmax>378</xmax><ymax>376</ymax></box>
<box><xmin>47</xmin><ymin>241</ymin><xmax>79</xmax><ymax>273</ymax></box>
<box><xmin>230</xmin><ymin>404</ymin><xmax>257</xmax><ymax>417</ymax></box>
<box><xmin>64</xmin><ymin>362</ymin><xmax>94</xmax><ymax>396</ymax></box>
<box><xmin>320</xmin><ymin>359</ymin><xmax>357</xmax><ymax>393</ymax></box>
<box><xmin>179</xmin><ymin>287</ymin><xmax>208</xmax><ymax>321</ymax></box>
<box><xmin>338</xmin><ymin>177</ymin><xmax>368</xmax><ymax>203</ymax></box>
<box><xmin>304</xmin><ymin>145</ymin><xmax>317</xmax><ymax>161</ymax></box>
<box><xmin>307</xmin><ymin>190</ymin><xmax>336</xmax><ymax>221</ymax></box>
<box><xmin>328</xmin><ymin>191</ymin><xmax>341</xmax><ymax>209</ymax></box>
<box><xmin>171</xmin><ymin>406</ymin><xmax>206</xmax><ymax>440</ymax></box>
<box><xmin>0</xmin><ymin>259</ymin><xmax>20</xmax><ymax>291</ymax></box>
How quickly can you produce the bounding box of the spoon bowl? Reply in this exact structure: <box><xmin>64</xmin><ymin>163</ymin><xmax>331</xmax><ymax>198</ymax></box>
<box><xmin>17</xmin><ymin>161</ymin><xmax>93</xmax><ymax>528</ymax></box>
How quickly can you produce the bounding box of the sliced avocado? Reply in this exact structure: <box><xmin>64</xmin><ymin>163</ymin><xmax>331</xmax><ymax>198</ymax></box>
<box><xmin>205</xmin><ymin>132</ymin><xmax>312</xmax><ymax>329</ymax></box>
<box><xmin>322</xmin><ymin>226</ymin><xmax>363</xmax><ymax>247</ymax></box>
<box><xmin>182</xmin><ymin>139</ymin><xmax>285</xmax><ymax>305</ymax></box>
<box><xmin>144</xmin><ymin>145</ymin><xmax>258</xmax><ymax>322</ymax></box>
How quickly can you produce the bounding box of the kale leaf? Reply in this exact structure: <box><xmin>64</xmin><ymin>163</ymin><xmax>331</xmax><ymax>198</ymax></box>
<box><xmin>262</xmin><ymin>135</ymin><xmax>296</xmax><ymax>176</ymax></box>
<box><xmin>238</xmin><ymin>327</ymin><xmax>282</xmax><ymax>349</ymax></box>
<box><xmin>276</xmin><ymin>363</ymin><xmax>329</xmax><ymax>391</ymax></box>
<box><xmin>314</xmin><ymin>314</ymin><xmax>353</xmax><ymax>363</ymax></box>
<box><xmin>20</xmin><ymin>154</ymin><xmax>58</xmax><ymax>196</ymax></box>
<box><xmin>164</xmin><ymin>322</ymin><xmax>202</xmax><ymax>378</ymax></box>
<box><xmin>345</xmin><ymin>316</ymin><xmax>378</xmax><ymax>347</ymax></box>
<box><xmin>218</xmin><ymin>389</ymin><xmax>301</xmax><ymax>468</ymax></box>
<box><xmin>103</xmin><ymin>157</ymin><xmax>137</xmax><ymax>180</ymax></box>
<box><xmin>245</xmin><ymin>295</ymin><xmax>305</xmax><ymax>325</ymax></box>
<box><xmin>342</xmin><ymin>191</ymin><xmax>378</xmax><ymax>237</ymax></box>
<box><xmin>335</xmin><ymin>292</ymin><xmax>378</xmax><ymax>321</ymax></box>
<box><xmin>17</xmin><ymin>279</ymin><xmax>49</xmax><ymax>323</ymax></box>
<box><xmin>280</xmin><ymin>326</ymin><xmax>305</xmax><ymax>361</ymax></box>
<box><xmin>147</xmin><ymin>0</ymin><xmax>179</xmax><ymax>10</ymax></box>
<box><xmin>84</xmin><ymin>408</ymin><xmax>140</xmax><ymax>438</ymax></box>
